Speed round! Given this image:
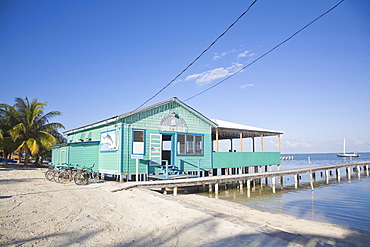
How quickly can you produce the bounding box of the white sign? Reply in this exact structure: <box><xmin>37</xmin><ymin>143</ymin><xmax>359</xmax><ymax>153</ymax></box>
<box><xmin>100</xmin><ymin>130</ymin><xmax>117</xmax><ymax>152</ymax></box>
<box><xmin>131</xmin><ymin>154</ymin><xmax>144</xmax><ymax>159</ymax></box>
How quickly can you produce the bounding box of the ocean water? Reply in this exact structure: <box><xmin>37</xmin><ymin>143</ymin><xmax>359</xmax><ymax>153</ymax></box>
<box><xmin>193</xmin><ymin>152</ymin><xmax>370</xmax><ymax>231</ymax></box>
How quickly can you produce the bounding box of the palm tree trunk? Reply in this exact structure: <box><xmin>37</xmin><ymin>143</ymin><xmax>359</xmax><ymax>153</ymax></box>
<box><xmin>4</xmin><ymin>151</ymin><xmax>9</xmax><ymax>165</ymax></box>
<box><xmin>24</xmin><ymin>152</ymin><xmax>29</xmax><ymax>166</ymax></box>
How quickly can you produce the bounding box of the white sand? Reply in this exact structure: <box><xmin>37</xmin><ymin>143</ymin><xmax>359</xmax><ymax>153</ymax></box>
<box><xmin>1</xmin><ymin>165</ymin><xmax>369</xmax><ymax>247</ymax></box>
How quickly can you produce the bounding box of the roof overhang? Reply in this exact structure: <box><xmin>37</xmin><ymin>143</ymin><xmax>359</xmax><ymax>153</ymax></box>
<box><xmin>211</xmin><ymin>119</ymin><xmax>284</xmax><ymax>140</ymax></box>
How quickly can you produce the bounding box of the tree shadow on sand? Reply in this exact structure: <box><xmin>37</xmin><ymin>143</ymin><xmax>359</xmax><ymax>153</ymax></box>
<box><xmin>1</xmin><ymin>203</ymin><xmax>369</xmax><ymax>247</ymax></box>
<box><xmin>113</xmin><ymin>215</ymin><xmax>370</xmax><ymax>247</ymax></box>
<box><xmin>1</xmin><ymin>230</ymin><xmax>101</xmax><ymax>247</ymax></box>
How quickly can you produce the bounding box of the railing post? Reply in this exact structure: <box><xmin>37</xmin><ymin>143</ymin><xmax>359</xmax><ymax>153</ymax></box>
<box><xmin>198</xmin><ymin>159</ymin><xmax>201</xmax><ymax>177</ymax></box>
<box><xmin>165</xmin><ymin>160</ymin><xmax>168</xmax><ymax>180</ymax></box>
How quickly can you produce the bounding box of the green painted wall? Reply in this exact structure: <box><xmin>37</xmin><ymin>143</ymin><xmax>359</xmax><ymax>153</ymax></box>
<box><xmin>212</xmin><ymin>152</ymin><xmax>281</xmax><ymax>168</ymax></box>
<box><xmin>121</xmin><ymin>101</ymin><xmax>213</xmax><ymax>174</ymax></box>
<box><xmin>55</xmin><ymin>100</ymin><xmax>281</xmax><ymax>177</ymax></box>
<box><xmin>64</xmin><ymin>122</ymin><xmax>123</xmax><ymax>174</ymax></box>
<box><xmin>51</xmin><ymin>146</ymin><xmax>68</xmax><ymax>166</ymax></box>
<box><xmin>69</xmin><ymin>142</ymin><xmax>100</xmax><ymax>171</ymax></box>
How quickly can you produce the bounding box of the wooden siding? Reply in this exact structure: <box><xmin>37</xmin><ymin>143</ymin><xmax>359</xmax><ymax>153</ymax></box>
<box><xmin>121</xmin><ymin>101</ymin><xmax>213</xmax><ymax>174</ymax></box>
<box><xmin>51</xmin><ymin>146</ymin><xmax>68</xmax><ymax>166</ymax></box>
<box><xmin>65</xmin><ymin>122</ymin><xmax>123</xmax><ymax>173</ymax></box>
<box><xmin>69</xmin><ymin>143</ymin><xmax>100</xmax><ymax>172</ymax></box>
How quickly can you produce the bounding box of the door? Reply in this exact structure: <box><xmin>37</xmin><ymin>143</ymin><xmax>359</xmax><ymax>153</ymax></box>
<box><xmin>149</xmin><ymin>134</ymin><xmax>162</xmax><ymax>164</ymax></box>
<box><xmin>161</xmin><ymin>134</ymin><xmax>173</xmax><ymax>166</ymax></box>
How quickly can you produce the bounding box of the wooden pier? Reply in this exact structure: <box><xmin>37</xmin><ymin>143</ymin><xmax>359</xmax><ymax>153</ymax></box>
<box><xmin>111</xmin><ymin>161</ymin><xmax>370</xmax><ymax>196</ymax></box>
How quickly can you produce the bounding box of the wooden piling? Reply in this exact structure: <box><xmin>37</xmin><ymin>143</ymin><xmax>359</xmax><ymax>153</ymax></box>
<box><xmin>309</xmin><ymin>172</ymin><xmax>314</xmax><ymax>191</ymax></box>
<box><xmin>173</xmin><ymin>187</ymin><xmax>178</xmax><ymax>196</ymax></box>
<box><xmin>336</xmin><ymin>168</ymin><xmax>341</xmax><ymax>182</ymax></box>
<box><xmin>346</xmin><ymin>167</ymin><xmax>351</xmax><ymax>180</ymax></box>
<box><xmin>294</xmin><ymin>174</ymin><xmax>299</xmax><ymax>189</ymax></box>
<box><xmin>357</xmin><ymin>166</ymin><xmax>361</xmax><ymax>179</ymax></box>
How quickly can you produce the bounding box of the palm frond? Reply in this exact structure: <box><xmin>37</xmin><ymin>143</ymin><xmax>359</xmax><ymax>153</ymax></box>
<box><xmin>9</xmin><ymin>123</ymin><xmax>26</xmax><ymax>141</ymax></box>
<box><xmin>25</xmin><ymin>138</ymin><xmax>39</xmax><ymax>156</ymax></box>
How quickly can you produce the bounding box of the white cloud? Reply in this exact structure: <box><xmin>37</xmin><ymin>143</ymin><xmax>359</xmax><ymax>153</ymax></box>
<box><xmin>185</xmin><ymin>63</ymin><xmax>243</xmax><ymax>86</ymax></box>
<box><xmin>240</xmin><ymin>84</ymin><xmax>254</xmax><ymax>89</ymax></box>
<box><xmin>213</xmin><ymin>49</ymin><xmax>237</xmax><ymax>60</ymax></box>
<box><xmin>237</xmin><ymin>50</ymin><xmax>255</xmax><ymax>58</ymax></box>
<box><xmin>213</xmin><ymin>51</ymin><xmax>227</xmax><ymax>60</ymax></box>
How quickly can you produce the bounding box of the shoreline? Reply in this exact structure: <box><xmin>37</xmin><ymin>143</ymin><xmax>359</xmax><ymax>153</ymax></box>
<box><xmin>1</xmin><ymin>165</ymin><xmax>369</xmax><ymax>246</ymax></box>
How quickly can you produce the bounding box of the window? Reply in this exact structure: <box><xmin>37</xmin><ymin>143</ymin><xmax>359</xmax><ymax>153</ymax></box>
<box><xmin>133</xmin><ymin>130</ymin><xmax>145</xmax><ymax>154</ymax></box>
<box><xmin>178</xmin><ymin>134</ymin><xmax>186</xmax><ymax>155</ymax></box>
<box><xmin>196</xmin><ymin>135</ymin><xmax>203</xmax><ymax>155</ymax></box>
<box><xmin>177</xmin><ymin>134</ymin><xmax>203</xmax><ymax>155</ymax></box>
<box><xmin>186</xmin><ymin>135</ymin><xmax>195</xmax><ymax>155</ymax></box>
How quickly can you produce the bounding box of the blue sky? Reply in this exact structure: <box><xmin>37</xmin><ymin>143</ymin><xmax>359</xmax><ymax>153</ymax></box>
<box><xmin>1</xmin><ymin>0</ymin><xmax>369</xmax><ymax>154</ymax></box>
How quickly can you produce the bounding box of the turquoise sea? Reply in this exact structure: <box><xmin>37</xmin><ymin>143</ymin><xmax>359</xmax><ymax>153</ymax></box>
<box><xmin>193</xmin><ymin>152</ymin><xmax>370</xmax><ymax>231</ymax></box>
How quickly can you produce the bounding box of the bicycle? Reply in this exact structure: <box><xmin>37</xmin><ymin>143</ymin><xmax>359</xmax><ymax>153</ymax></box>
<box><xmin>57</xmin><ymin>165</ymin><xmax>79</xmax><ymax>184</ymax></box>
<box><xmin>45</xmin><ymin>163</ymin><xmax>68</xmax><ymax>181</ymax></box>
<box><xmin>73</xmin><ymin>164</ymin><xmax>99</xmax><ymax>185</ymax></box>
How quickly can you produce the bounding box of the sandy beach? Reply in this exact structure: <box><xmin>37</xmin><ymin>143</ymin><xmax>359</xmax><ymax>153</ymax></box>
<box><xmin>1</xmin><ymin>165</ymin><xmax>369</xmax><ymax>247</ymax></box>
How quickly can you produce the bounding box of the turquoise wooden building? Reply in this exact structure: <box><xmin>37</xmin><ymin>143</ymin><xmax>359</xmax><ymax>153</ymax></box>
<box><xmin>52</xmin><ymin>98</ymin><xmax>283</xmax><ymax>181</ymax></box>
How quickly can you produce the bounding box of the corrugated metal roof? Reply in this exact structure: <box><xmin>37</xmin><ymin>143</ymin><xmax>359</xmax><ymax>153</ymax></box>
<box><xmin>211</xmin><ymin>119</ymin><xmax>284</xmax><ymax>139</ymax></box>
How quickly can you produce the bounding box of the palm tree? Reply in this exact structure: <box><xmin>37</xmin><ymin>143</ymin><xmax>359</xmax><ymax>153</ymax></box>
<box><xmin>2</xmin><ymin>97</ymin><xmax>65</xmax><ymax>165</ymax></box>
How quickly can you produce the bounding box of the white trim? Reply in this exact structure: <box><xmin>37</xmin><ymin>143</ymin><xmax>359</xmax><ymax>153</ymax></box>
<box><xmin>99</xmin><ymin>169</ymin><xmax>121</xmax><ymax>175</ymax></box>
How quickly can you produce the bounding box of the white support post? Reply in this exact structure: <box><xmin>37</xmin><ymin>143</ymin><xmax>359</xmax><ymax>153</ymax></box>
<box><xmin>346</xmin><ymin>167</ymin><xmax>351</xmax><ymax>180</ymax></box>
<box><xmin>336</xmin><ymin>168</ymin><xmax>341</xmax><ymax>182</ymax></box>
<box><xmin>260</xmin><ymin>135</ymin><xmax>264</xmax><ymax>152</ymax></box>
<box><xmin>357</xmin><ymin>166</ymin><xmax>361</xmax><ymax>179</ymax></box>
<box><xmin>173</xmin><ymin>187</ymin><xmax>178</xmax><ymax>196</ymax></box>
<box><xmin>135</xmin><ymin>159</ymin><xmax>139</xmax><ymax>182</ymax></box>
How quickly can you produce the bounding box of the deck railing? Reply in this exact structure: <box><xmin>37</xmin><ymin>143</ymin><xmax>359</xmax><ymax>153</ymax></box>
<box><xmin>212</xmin><ymin>152</ymin><xmax>280</xmax><ymax>169</ymax></box>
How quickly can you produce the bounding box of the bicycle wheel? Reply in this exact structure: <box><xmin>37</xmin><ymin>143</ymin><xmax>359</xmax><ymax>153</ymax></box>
<box><xmin>74</xmin><ymin>172</ymin><xmax>88</xmax><ymax>185</ymax></box>
<box><xmin>45</xmin><ymin>169</ymin><xmax>56</xmax><ymax>181</ymax></box>
<box><xmin>58</xmin><ymin>171</ymin><xmax>71</xmax><ymax>184</ymax></box>
<box><xmin>53</xmin><ymin>171</ymin><xmax>63</xmax><ymax>183</ymax></box>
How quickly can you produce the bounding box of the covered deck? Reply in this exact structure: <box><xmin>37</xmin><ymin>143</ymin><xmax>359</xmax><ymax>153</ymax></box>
<box><xmin>211</xmin><ymin>119</ymin><xmax>284</xmax><ymax>173</ymax></box>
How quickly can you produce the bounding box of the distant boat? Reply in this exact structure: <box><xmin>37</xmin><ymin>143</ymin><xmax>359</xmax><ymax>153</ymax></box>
<box><xmin>337</xmin><ymin>138</ymin><xmax>360</xmax><ymax>157</ymax></box>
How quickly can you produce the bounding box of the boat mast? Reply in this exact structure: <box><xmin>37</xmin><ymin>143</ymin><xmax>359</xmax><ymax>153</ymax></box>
<box><xmin>343</xmin><ymin>138</ymin><xmax>346</xmax><ymax>154</ymax></box>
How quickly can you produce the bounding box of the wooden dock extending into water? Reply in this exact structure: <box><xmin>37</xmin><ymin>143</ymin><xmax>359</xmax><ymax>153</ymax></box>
<box><xmin>111</xmin><ymin>161</ymin><xmax>370</xmax><ymax>195</ymax></box>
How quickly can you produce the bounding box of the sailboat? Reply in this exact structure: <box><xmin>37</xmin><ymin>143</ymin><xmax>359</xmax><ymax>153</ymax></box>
<box><xmin>337</xmin><ymin>138</ymin><xmax>360</xmax><ymax>157</ymax></box>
